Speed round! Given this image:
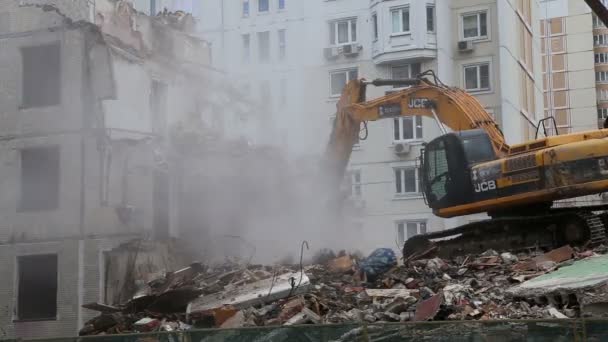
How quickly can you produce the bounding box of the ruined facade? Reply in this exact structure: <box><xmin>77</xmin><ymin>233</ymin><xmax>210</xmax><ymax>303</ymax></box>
<box><xmin>0</xmin><ymin>1</ymin><xmax>261</xmax><ymax>338</ymax></box>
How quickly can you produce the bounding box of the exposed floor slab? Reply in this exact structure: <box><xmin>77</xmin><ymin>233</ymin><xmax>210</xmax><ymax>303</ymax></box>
<box><xmin>508</xmin><ymin>254</ymin><xmax>608</xmax><ymax>298</ymax></box>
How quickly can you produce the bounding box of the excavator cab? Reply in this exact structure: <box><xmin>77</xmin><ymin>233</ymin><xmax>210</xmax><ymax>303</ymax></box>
<box><xmin>421</xmin><ymin>129</ymin><xmax>496</xmax><ymax>210</ymax></box>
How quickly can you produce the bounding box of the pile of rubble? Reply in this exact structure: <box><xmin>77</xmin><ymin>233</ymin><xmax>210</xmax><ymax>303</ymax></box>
<box><xmin>80</xmin><ymin>244</ymin><xmax>608</xmax><ymax>335</ymax></box>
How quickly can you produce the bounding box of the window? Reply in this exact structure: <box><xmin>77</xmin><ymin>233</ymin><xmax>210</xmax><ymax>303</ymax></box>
<box><xmin>21</xmin><ymin>42</ymin><xmax>61</xmax><ymax>108</ymax></box>
<box><xmin>397</xmin><ymin>221</ymin><xmax>427</xmax><ymax>245</ymax></box>
<box><xmin>279</xmin><ymin>78</ymin><xmax>287</xmax><ymax>106</ymax></box>
<box><xmin>394</xmin><ymin>116</ymin><xmax>423</xmax><ymax>141</ymax></box>
<box><xmin>19</xmin><ymin>146</ymin><xmax>60</xmax><ymax>211</ymax></box>
<box><xmin>464</xmin><ymin>63</ymin><xmax>490</xmax><ymax>91</ymax></box>
<box><xmin>596</xmin><ymin>53</ymin><xmax>608</xmax><ymax>64</ymax></box>
<box><xmin>391</xmin><ymin>7</ymin><xmax>410</xmax><ymax>34</ymax></box>
<box><xmin>395</xmin><ymin>167</ymin><xmax>421</xmax><ymax>195</ymax></box>
<box><xmin>259</xmin><ymin>0</ymin><xmax>269</xmax><ymax>12</ymax></box>
<box><xmin>330</xmin><ymin>18</ymin><xmax>357</xmax><ymax>45</ymax></box>
<box><xmin>462</xmin><ymin>11</ymin><xmax>488</xmax><ymax>39</ymax></box>
<box><xmin>350</xmin><ymin>170</ymin><xmax>362</xmax><ymax>198</ymax></box>
<box><xmin>594</xmin><ymin>14</ymin><xmax>605</xmax><ymax>28</ymax></box>
<box><xmin>392</xmin><ymin>63</ymin><xmax>421</xmax><ymax>88</ymax></box>
<box><xmin>18</xmin><ymin>254</ymin><xmax>58</xmax><ymax>320</ymax></box>
<box><xmin>598</xmin><ymin>89</ymin><xmax>608</xmax><ymax>102</ymax></box>
<box><xmin>243</xmin><ymin>0</ymin><xmax>250</xmax><ymax>16</ymax></box>
<box><xmin>597</xmin><ymin>71</ymin><xmax>608</xmax><ymax>83</ymax></box>
<box><xmin>330</xmin><ymin>69</ymin><xmax>358</xmax><ymax>97</ymax></box>
<box><xmin>278</xmin><ymin>29</ymin><xmax>286</xmax><ymax>61</ymax></box>
<box><xmin>150</xmin><ymin>80</ymin><xmax>168</xmax><ymax>133</ymax></box>
<box><xmin>258</xmin><ymin>31</ymin><xmax>270</xmax><ymax>62</ymax></box>
<box><xmin>150</xmin><ymin>0</ymin><xmax>156</xmax><ymax>15</ymax></box>
<box><xmin>260</xmin><ymin>80</ymin><xmax>271</xmax><ymax>107</ymax></box>
<box><xmin>279</xmin><ymin>0</ymin><xmax>285</xmax><ymax>10</ymax></box>
<box><xmin>242</xmin><ymin>34</ymin><xmax>250</xmax><ymax>62</ymax></box>
<box><xmin>599</xmin><ymin>108</ymin><xmax>608</xmax><ymax>120</ymax></box>
<box><xmin>426</xmin><ymin>6</ymin><xmax>435</xmax><ymax>32</ymax></box>
<box><xmin>594</xmin><ymin>34</ymin><xmax>608</xmax><ymax>46</ymax></box>
<box><xmin>372</xmin><ymin>13</ymin><xmax>378</xmax><ymax>40</ymax></box>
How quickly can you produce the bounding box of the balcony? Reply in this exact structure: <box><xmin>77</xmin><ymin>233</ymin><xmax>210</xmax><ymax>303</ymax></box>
<box><xmin>370</xmin><ymin>0</ymin><xmax>437</xmax><ymax>65</ymax></box>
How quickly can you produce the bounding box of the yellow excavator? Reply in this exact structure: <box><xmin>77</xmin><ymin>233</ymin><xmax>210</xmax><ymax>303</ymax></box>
<box><xmin>325</xmin><ymin>0</ymin><xmax>608</xmax><ymax>257</ymax></box>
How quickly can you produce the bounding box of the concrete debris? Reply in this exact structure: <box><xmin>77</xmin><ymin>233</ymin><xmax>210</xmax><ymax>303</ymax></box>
<box><xmin>81</xmin><ymin>244</ymin><xmax>608</xmax><ymax>335</ymax></box>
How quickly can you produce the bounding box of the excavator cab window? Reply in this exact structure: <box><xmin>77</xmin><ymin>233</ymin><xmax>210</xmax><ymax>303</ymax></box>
<box><xmin>422</xmin><ymin>133</ymin><xmax>475</xmax><ymax>210</ymax></box>
<box><xmin>459</xmin><ymin>130</ymin><xmax>496</xmax><ymax>165</ymax></box>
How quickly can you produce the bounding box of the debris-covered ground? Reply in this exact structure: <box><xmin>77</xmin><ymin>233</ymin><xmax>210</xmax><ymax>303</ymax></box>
<box><xmin>80</xmin><ymin>244</ymin><xmax>608</xmax><ymax>335</ymax></box>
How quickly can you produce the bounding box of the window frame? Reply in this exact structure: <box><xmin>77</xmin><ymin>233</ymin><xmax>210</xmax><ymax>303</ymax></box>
<box><xmin>257</xmin><ymin>31</ymin><xmax>271</xmax><ymax>63</ymax></box>
<box><xmin>393</xmin><ymin>116</ymin><xmax>423</xmax><ymax>142</ymax></box>
<box><xmin>329</xmin><ymin>17</ymin><xmax>358</xmax><ymax>46</ymax></box>
<box><xmin>597</xmin><ymin>71</ymin><xmax>608</xmax><ymax>83</ymax></box>
<box><xmin>426</xmin><ymin>5</ymin><xmax>435</xmax><ymax>33</ymax></box>
<box><xmin>350</xmin><ymin>169</ymin><xmax>362</xmax><ymax>198</ymax></box>
<box><xmin>390</xmin><ymin>6</ymin><xmax>411</xmax><ymax>35</ymax></box>
<box><xmin>461</xmin><ymin>10</ymin><xmax>488</xmax><ymax>41</ymax></box>
<box><xmin>258</xmin><ymin>0</ymin><xmax>269</xmax><ymax>13</ymax></box>
<box><xmin>598</xmin><ymin>107</ymin><xmax>608</xmax><ymax>120</ymax></box>
<box><xmin>242</xmin><ymin>0</ymin><xmax>250</xmax><ymax>17</ymax></box>
<box><xmin>371</xmin><ymin>12</ymin><xmax>378</xmax><ymax>41</ymax></box>
<box><xmin>278</xmin><ymin>29</ymin><xmax>286</xmax><ymax>61</ymax></box>
<box><xmin>396</xmin><ymin>221</ymin><xmax>427</xmax><ymax>245</ymax></box>
<box><xmin>594</xmin><ymin>14</ymin><xmax>605</xmax><ymax>28</ymax></box>
<box><xmin>242</xmin><ymin>34</ymin><xmax>250</xmax><ymax>63</ymax></box>
<box><xmin>391</xmin><ymin>63</ymin><xmax>421</xmax><ymax>89</ymax></box>
<box><xmin>394</xmin><ymin>167</ymin><xmax>421</xmax><ymax>195</ymax></box>
<box><xmin>463</xmin><ymin>62</ymin><xmax>492</xmax><ymax>92</ymax></box>
<box><xmin>599</xmin><ymin>89</ymin><xmax>608</xmax><ymax>102</ymax></box>
<box><xmin>596</xmin><ymin>53</ymin><xmax>608</xmax><ymax>64</ymax></box>
<box><xmin>329</xmin><ymin>68</ymin><xmax>358</xmax><ymax>97</ymax></box>
<box><xmin>593</xmin><ymin>34</ymin><xmax>608</xmax><ymax>47</ymax></box>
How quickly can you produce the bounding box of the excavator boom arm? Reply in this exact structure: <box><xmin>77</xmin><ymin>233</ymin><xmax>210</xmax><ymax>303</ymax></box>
<box><xmin>324</xmin><ymin>76</ymin><xmax>507</xmax><ymax>186</ymax></box>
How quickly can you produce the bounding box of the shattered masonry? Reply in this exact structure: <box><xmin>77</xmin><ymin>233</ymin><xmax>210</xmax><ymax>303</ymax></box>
<box><xmin>80</xmin><ymin>242</ymin><xmax>608</xmax><ymax>335</ymax></box>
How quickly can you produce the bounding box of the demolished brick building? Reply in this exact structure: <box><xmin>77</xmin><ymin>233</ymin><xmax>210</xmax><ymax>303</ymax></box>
<box><xmin>0</xmin><ymin>1</ymin><xmax>264</xmax><ymax>338</ymax></box>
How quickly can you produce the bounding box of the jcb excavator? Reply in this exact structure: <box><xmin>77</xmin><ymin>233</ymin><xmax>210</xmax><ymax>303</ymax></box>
<box><xmin>325</xmin><ymin>0</ymin><xmax>608</xmax><ymax>258</ymax></box>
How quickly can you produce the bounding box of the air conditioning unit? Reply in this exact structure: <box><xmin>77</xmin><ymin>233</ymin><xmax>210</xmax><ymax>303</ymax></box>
<box><xmin>394</xmin><ymin>142</ymin><xmax>411</xmax><ymax>155</ymax></box>
<box><xmin>324</xmin><ymin>47</ymin><xmax>340</xmax><ymax>59</ymax></box>
<box><xmin>342</xmin><ymin>43</ymin><xmax>362</xmax><ymax>56</ymax></box>
<box><xmin>458</xmin><ymin>40</ymin><xmax>474</xmax><ymax>52</ymax></box>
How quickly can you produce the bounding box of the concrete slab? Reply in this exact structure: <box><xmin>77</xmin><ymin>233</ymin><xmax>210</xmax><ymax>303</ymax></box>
<box><xmin>187</xmin><ymin>272</ymin><xmax>310</xmax><ymax>315</ymax></box>
<box><xmin>508</xmin><ymin>254</ymin><xmax>608</xmax><ymax>298</ymax></box>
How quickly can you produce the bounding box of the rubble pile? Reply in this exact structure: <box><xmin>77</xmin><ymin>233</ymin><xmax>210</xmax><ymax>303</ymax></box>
<box><xmin>80</xmin><ymin>245</ymin><xmax>608</xmax><ymax>335</ymax></box>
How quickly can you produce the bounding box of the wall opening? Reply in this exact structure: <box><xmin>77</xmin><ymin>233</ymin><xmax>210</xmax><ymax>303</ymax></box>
<box><xmin>21</xmin><ymin>42</ymin><xmax>61</xmax><ymax>108</ymax></box>
<box><xmin>153</xmin><ymin>169</ymin><xmax>169</xmax><ymax>239</ymax></box>
<box><xmin>19</xmin><ymin>146</ymin><xmax>60</xmax><ymax>211</ymax></box>
<box><xmin>17</xmin><ymin>254</ymin><xmax>58</xmax><ymax>320</ymax></box>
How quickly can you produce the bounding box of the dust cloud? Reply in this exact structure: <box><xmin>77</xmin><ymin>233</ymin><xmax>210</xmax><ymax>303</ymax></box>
<box><xmin>171</xmin><ymin>68</ymin><xmax>350</xmax><ymax>265</ymax></box>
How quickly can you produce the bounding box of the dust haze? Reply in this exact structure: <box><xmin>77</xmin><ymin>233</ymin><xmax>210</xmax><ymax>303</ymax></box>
<box><xmin>166</xmin><ymin>3</ymin><xmax>353</xmax><ymax>264</ymax></box>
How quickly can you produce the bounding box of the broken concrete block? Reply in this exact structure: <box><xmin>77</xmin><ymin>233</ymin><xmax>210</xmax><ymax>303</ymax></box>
<box><xmin>548</xmin><ymin>307</ymin><xmax>568</xmax><ymax>319</ymax></box>
<box><xmin>327</xmin><ymin>255</ymin><xmax>354</xmax><ymax>273</ymax></box>
<box><xmin>500</xmin><ymin>252</ymin><xmax>518</xmax><ymax>264</ymax></box>
<box><xmin>134</xmin><ymin>317</ymin><xmax>161</xmax><ymax>332</ymax></box>
<box><xmin>220</xmin><ymin>311</ymin><xmax>245</xmax><ymax>329</ymax></box>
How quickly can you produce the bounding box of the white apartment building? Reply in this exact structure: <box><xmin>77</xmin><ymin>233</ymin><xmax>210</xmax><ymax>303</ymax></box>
<box><xmin>540</xmin><ymin>0</ymin><xmax>596</xmax><ymax>133</ymax></box>
<box><xmin>193</xmin><ymin>0</ymin><xmax>544</xmax><ymax>254</ymax></box>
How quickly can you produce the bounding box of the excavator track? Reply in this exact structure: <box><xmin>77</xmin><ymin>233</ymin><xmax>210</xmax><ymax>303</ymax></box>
<box><xmin>403</xmin><ymin>206</ymin><xmax>608</xmax><ymax>260</ymax></box>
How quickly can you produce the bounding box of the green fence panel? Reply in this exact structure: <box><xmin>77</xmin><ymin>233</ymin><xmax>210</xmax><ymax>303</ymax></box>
<box><xmin>10</xmin><ymin>319</ymin><xmax>608</xmax><ymax>342</ymax></box>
